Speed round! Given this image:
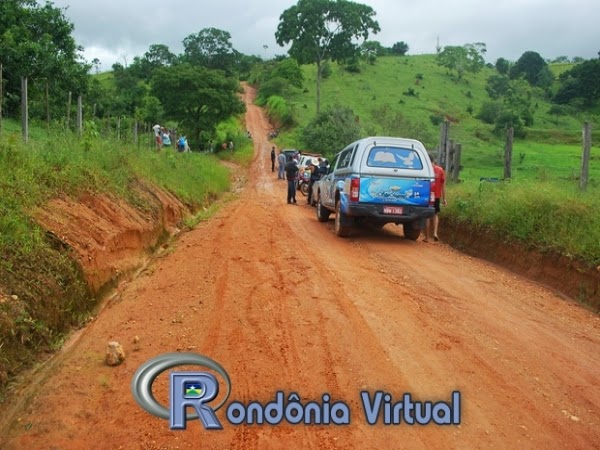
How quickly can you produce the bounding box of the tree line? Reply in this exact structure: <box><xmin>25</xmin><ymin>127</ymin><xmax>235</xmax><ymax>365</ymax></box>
<box><xmin>2</xmin><ymin>0</ymin><xmax>598</xmax><ymax>151</ymax></box>
<box><xmin>0</xmin><ymin>1</ymin><xmax>253</xmax><ymax>147</ymax></box>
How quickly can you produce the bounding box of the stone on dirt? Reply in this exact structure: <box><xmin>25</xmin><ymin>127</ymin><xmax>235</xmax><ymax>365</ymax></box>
<box><xmin>105</xmin><ymin>341</ymin><xmax>126</xmax><ymax>366</ymax></box>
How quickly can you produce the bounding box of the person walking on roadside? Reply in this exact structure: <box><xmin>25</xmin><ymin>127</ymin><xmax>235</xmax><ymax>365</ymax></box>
<box><xmin>270</xmin><ymin>147</ymin><xmax>276</xmax><ymax>172</ymax></box>
<box><xmin>277</xmin><ymin>150</ymin><xmax>286</xmax><ymax>180</ymax></box>
<box><xmin>424</xmin><ymin>154</ymin><xmax>447</xmax><ymax>242</ymax></box>
<box><xmin>285</xmin><ymin>158</ymin><xmax>299</xmax><ymax>204</ymax></box>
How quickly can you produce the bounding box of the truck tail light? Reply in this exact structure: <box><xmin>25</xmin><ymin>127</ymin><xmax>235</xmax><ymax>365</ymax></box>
<box><xmin>429</xmin><ymin>179</ymin><xmax>435</xmax><ymax>205</ymax></box>
<box><xmin>350</xmin><ymin>178</ymin><xmax>360</xmax><ymax>202</ymax></box>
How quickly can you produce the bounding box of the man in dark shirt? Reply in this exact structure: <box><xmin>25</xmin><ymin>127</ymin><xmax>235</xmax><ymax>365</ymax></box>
<box><xmin>285</xmin><ymin>159</ymin><xmax>299</xmax><ymax>204</ymax></box>
<box><xmin>270</xmin><ymin>147</ymin><xmax>276</xmax><ymax>172</ymax></box>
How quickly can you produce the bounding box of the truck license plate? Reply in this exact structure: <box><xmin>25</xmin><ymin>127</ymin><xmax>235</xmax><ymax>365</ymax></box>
<box><xmin>383</xmin><ymin>206</ymin><xmax>403</xmax><ymax>215</ymax></box>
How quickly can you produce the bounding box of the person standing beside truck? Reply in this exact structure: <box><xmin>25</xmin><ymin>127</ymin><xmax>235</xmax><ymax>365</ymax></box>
<box><xmin>306</xmin><ymin>158</ymin><xmax>320</xmax><ymax>205</ymax></box>
<box><xmin>425</xmin><ymin>154</ymin><xmax>447</xmax><ymax>242</ymax></box>
<box><xmin>277</xmin><ymin>150</ymin><xmax>286</xmax><ymax>180</ymax></box>
<box><xmin>285</xmin><ymin>158</ymin><xmax>299</xmax><ymax>204</ymax></box>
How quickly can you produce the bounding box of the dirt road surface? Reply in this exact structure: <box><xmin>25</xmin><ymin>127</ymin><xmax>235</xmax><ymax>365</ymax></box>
<box><xmin>1</xmin><ymin>85</ymin><xmax>599</xmax><ymax>450</ymax></box>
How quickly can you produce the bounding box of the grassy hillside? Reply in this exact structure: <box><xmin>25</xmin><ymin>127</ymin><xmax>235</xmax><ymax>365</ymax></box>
<box><xmin>278</xmin><ymin>55</ymin><xmax>599</xmax><ymax>183</ymax></box>
<box><xmin>271</xmin><ymin>54</ymin><xmax>600</xmax><ymax>273</ymax></box>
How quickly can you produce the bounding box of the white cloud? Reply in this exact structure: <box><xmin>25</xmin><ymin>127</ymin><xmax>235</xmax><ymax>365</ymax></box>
<box><xmin>50</xmin><ymin>0</ymin><xmax>600</xmax><ymax>72</ymax></box>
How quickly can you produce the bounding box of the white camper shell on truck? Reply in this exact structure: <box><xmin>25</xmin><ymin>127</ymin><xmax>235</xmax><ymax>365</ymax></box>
<box><xmin>315</xmin><ymin>136</ymin><xmax>436</xmax><ymax>239</ymax></box>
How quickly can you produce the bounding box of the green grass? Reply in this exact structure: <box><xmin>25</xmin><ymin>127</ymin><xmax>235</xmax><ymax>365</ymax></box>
<box><xmin>0</xmin><ymin>115</ymin><xmax>250</xmax><ymax>394</ymax></box>
<box><xmin>281</xmin><ymin>55</ymin><xmax>596</xmax><ymax>156</ymax></box>
<box><xmin>445</xmin><ymin>180</ymin><xmax>600</xmax><ymax>265</ymax></box>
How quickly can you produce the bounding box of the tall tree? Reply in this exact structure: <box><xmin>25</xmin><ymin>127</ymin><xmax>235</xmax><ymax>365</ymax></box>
<box><xmin>362</xmin><ymin>40</ymin><xmax>386</xmax><ymax>57</ymax></box>
<box><xmin>390</xmin><ymin>41</ymin><xmax>409</xmax><ymax>56</ymax></box>
<box><xmin>151</xmin><ymin>64</ymin><xmax>245</xmax><ymax>144</ymax></box>
<box><xmin>275</xmin><ymin>0</ymin><xmax>380</xmax><ymax>114</ymax></box>
<box><xmin>554</xmin><ymin>58</ymin><xmax>600</xmax><ymax>107</ymax></box>
<box><xmin>437</xmin><ymin>42</ymin><xmax>486</xmax><ymax>80</ymax></box>
<box><xmin>183</xmin><ymin>28</ymin><xmax>236</xmax><ymax>74</ymax></box>
<box><xmin>495</xmin><ymin>57</ymin><xmax>510</xmax><ymax>75</ymax></box>
<box><xmin>509</xmin><ymin>51</ymin><xmax>547</xmax><ymax>86</ymax></box>
<box><xmin>144</xmin><ymin>44</ymin><xmax>176</xmax><ymax>68</ymax></box>
<box><xmin>0</xmin><ymin>0</ymin><xmax>89</xmax><ymax>118</ymax></box>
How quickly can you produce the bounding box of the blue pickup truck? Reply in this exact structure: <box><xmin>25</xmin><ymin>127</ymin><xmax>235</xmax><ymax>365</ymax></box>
<box><xmin>315</xmin><ymin>137</ymin><xmax>436</xmax><ymax>239</ymax></box>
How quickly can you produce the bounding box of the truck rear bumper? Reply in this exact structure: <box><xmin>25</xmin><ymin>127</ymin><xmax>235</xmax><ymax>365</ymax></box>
<box><xmin>345</xmin><ymin>203</ymin><xmax>435</xmax><ymax>223</ymax></box>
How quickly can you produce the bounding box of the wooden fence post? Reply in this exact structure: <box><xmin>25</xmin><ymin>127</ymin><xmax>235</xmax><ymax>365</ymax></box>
<box><xmin>437</xmin><ymin>120</ymin><xmax>450</xmax><ymax>166</ymax></box>
<box><xmin>0</xmin><ymin>63</ymin><xmax>3</xmax><ymax>136</ymax></box>
<box><xmin>66</xmin><ymin>91</ymin><xmax>72</xmax><ymax>130</ymax></box>
<box><xmin>45</xmin><ymin>79</ymin><xmax>50</xmax><ymax>133</ymax></box>
<box><xmin>446</xmin><ymin>139</ymin><xmax>455</xmax><ymax>174</ymax></box>
<box><xmin>452</xmin><ymin>143</ymin><xmax>462</xmax><ymax>182</ymax></box>
<box><xmin>504</xmin><ymin>127</ymin><xmax>514</xmax><ymax>180</ymax></box>
<box><xmin>21</xmin><ymin>77</ymin><xmax>29</xmax><ymax>144</ymax></box>
<box><xmin>580</xmin><ymin>122</ymin><xmax>592</xmax><ymax>191</ymax></box>
<box><xmin>77</xmin><ymin>95</ymin><xmax>83</xmax><ymax>137</ymax></box>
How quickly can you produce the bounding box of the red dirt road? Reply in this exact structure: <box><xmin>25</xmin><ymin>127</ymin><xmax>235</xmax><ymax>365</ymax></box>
<box><xmin>1</xmin><ymin>85</ymin><xmax>599</xmax><ymax>450</ymax></box>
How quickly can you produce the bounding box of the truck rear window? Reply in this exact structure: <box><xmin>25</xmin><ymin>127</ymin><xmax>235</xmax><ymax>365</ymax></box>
<box><xmin>367</xmin><ymin>146</ymin><xmax>424</xmax><ymax>170</ymax></box>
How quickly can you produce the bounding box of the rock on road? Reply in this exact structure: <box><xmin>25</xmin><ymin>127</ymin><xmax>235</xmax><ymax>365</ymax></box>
<box><xmin>1</xmin><ymin>85</ymin><xmax>599</xmax><ymax>450</ymax></box>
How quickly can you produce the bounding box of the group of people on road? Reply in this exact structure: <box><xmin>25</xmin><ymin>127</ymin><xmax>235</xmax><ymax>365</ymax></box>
<box><xmin>153</xmin><ymin>123</ymin><xmax>190</xmax><ymax>152</ymax></box>
<box><xmin>269</xmin><ymin>144</ymin><xmax>447</xmax><ymax>241</ymax></box>
<box><xmin>270</xmin><ymin>146</ymin><xmax>328</xmax><ymax>205</ymax></box>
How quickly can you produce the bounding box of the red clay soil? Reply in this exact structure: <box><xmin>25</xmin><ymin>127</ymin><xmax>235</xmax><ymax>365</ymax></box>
<box><xmin>1</xmin><ymin>85</ymin><xmax>599</xmax><ymax>450</ymax></box>
<box><xmin>443</xmin><ymin>221</ymin><xmax>600</xmax><ymax>312</ymax></box>
<box><xmin>34</xmin><ymin>181</ymin><xmax>188</xmax><ymax>294</ymax></box>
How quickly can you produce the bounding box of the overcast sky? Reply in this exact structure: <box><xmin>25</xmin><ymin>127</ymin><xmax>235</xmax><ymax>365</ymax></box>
<box><xmin>49</xmin><ymin>0</ymin><xmax>600</xmax><ymax>72</ymax></box>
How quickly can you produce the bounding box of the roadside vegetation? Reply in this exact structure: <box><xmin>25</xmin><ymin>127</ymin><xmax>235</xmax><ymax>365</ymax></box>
<box><xmin>0</xmin><ymin>119</ymin><xmax>252</xmax><ymax>396</ymax></box>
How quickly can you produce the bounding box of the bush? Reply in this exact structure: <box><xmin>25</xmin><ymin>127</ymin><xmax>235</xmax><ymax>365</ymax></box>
<box><xmin>344</xmin><ymin>56</ymin><xmax>361</xmax><ymax>73</ymax></box>
<box><xmin>430</xmin><ymin>114</ymin><xmax>444</xmax><ymax>126</ymax></box>
<box><xmin>549</xmin><ymin>104</ymin><xmax>576</xmax><ymax>116</ymax></box>
<box><xmin>266</xmin><ymin>95</ymin><xmax>295</xmax><ymax>127</ymax></box>
<box><xmin>477</xmin><ymin>101</ymin><xmax>503</xmax><ymax>124</ymax></box>
<box><xmin>372</xmin><ymin>104</ymin><xmax>435</xmax><ymax>146</ymax></box>
<box><xmin>321</xmin><ymin>62</ymin><xmax>332</xmax><ymax>79</ymax></box>
<box><xmin>301</xmin><ymin>104</ymin><xmax>362</xmax><ymax>156</ymax></box>
<box><xmin>257</xmin><ymin>77</ymin><xmax>291</xmax><ymax>104</ymax></box>
<box><xmin>493</xmin><ymin>110</ymin><xmax>526</xmax><ymax>137</ymax></box>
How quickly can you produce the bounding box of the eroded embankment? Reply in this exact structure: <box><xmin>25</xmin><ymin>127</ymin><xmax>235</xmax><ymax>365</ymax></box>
<box><xmin>0</xmin><ymin>181</ymin><xmax>189</xmax><ymax>391</ymax></box>
<box><xmin>34</xmin><ymin>181</ymin><xmax>188</xmax><ymax>295</ymax></box>
<box><xmin>444</xmin><ymin>218</ymin><xmax>600</xmax><ymax>312</ymax></box>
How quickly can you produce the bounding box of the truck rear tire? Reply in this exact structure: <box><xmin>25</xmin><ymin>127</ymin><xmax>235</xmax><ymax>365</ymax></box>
<box><xmin>317</xmin><ymin>197</ymin><xmax>331</xmax><ymax>222</ymax></box>
<box><xmin>403</xmin><ymin>220</ymin><xmax>421</xmax><ymax>241</ymax></box>
<box><xmin>334</xmin><ymin>200</ymin><xmax>352</xmax><ymax>237</ymax></box>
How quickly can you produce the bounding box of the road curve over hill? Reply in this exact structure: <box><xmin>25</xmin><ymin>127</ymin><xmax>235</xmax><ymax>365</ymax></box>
<box><xmin>1</xmin><ymin>84</ymin><xmax>599</xmax><ymax>450</ymax></box>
